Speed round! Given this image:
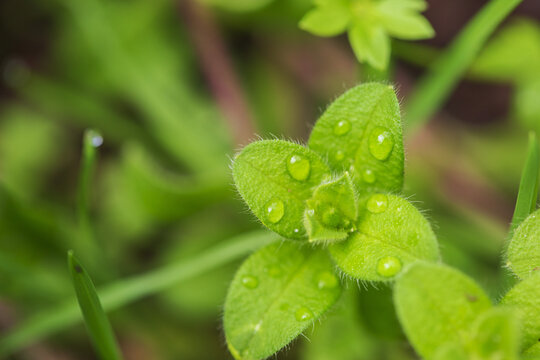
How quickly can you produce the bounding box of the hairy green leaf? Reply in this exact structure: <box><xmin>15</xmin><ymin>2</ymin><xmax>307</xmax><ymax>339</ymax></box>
<box><xmin>523</xmin><ymin>343</ymin><xmax>540</xmax><ymax>359</ymax></box>
<box><xmin>507</xmin><ymin>209</ymin><xmax>540</xmax><ymax>279</ymax></box>
<box><xmin>224</xmin><ymin>242</ymin><xmax>342</xmax><ymax>360</ymax></box>
<box><xmin>68</xmin><ymin>251</ymin><xmax>122</xmax><ymax>360</ymax></box>
<box><xmin>432</xmin><ymin>343</ymin><xmax>469</xmax><ymax>360</ymax></box>
<box><xmin>468</xmin><ymin>307</ymin><xmax>520</xmax><ymax>360</ymax></box>
<box><xmin>308</xmin><ymin>83</ymin><xmax>403</xmax><ymax>194</ymax></box>
<box><xmin>233</xmin><ymin>140</ymin><xmax>331</xmax><ymax>239</ymax></box>
<box><xmin>330</xmin><ymin>195</ymin><xmax>439</xmax><ymax>281</ymax></box>
<box><xmin>299</xmin><ymin>5</ymin><xmax>351</xmax><ymax>37</ymax></box>
<box><xmin>304</xmin><ymin>172</ymin><xmax>357</xmax><ymax>243</ymax></box>
<box><xmin>501</xmin><ymin>272</ymin><xmax>540</xmax><ymax>349</ymax></box>
<box><xmin>394</xmin><ymin>262</ymin><xmax>492</xmax><ymax>359</ymax></box>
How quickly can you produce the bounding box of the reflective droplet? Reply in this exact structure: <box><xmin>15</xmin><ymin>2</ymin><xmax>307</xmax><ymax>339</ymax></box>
<box><xmin>287</xmin><ymin>154</ymin><xmax>310</xmax><ymax>181</ymax></box>
<box><xmin>368</xmin><ymin>127</ymin><xmax>394</xmax><ymax>161</ymax></box>
<box><xmin>265</xmin><ymin>199</ymin><xmax>284</xmax><ymax>223</ymax></box>
<box><xmin>335</xmin><ymin>150</ymin><xmax>345</xmax><ymax>161</ymax></box>
<box><xmin>366</xmin><ymin>194</ymin><xmax>388</xmax><ymax>214</ymax></box>
<box><xmin>293</xmin><ymin>228</ymin><xmax>300</xmax><ymax>234</ymax></box>
<box><xmin>86</xmin><ymin>130</ymin><xmax>103</xmax><ymax>148</ymax></box>
<box><xmin>333</xmin><ymin>120</ymin><xmax>351</xmax><ymax>136</ymax></box>
<box><xmin>295</xmin><ymin>307</ymin><xmax>314</xmax><ymax>322</ymax></box>
<box><xmin>362</xmin><ymin>168</ymin><xmax>376</xmax><ymax>184</ymax></box>
<box><xmin>241</xmin><ymin>275</ymin><xmax>259</xmax><ymax>289</ymax></box>
<box><xmin>376</xmin><ymin>256</ymin><xmax>402</xmax><ymax>277</ymax></box>
<box><xmin>91</xmin><ymin>135</ymin><xmax>103</xmax><ymax>147</ymax></box>
<box><xmin>317</xmin><ymin>271</ymin><xmax>338</xmax><ymax>289</ymax></box>
<box><xmin>267</xmin><ymin>266</ymin><xmax>282</xmax><ymax>278</ymax></box>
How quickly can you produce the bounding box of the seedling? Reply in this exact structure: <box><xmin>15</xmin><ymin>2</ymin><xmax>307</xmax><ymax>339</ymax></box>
<box><xmin>225</xmin><ymin>83</ymin><xmax>540</xmax><ymax>360</ymax></box>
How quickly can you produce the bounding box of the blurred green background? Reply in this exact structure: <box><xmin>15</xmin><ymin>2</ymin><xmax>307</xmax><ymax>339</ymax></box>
<box><xmin>1</xmin><ymin>0</ymin><xmax>540</xmax><ymax>359</ymax></box>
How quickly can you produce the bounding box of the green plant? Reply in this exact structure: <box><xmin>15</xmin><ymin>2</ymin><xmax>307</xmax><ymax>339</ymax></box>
<box><xmin>299</xmin><ymin>0</ymin><xmax>434</xmax><ymax>70</ymax></box>
<box><xmin>224</xmin><ymin>83</ymin><xmax>540</xmax><ymax>360</ymax></box>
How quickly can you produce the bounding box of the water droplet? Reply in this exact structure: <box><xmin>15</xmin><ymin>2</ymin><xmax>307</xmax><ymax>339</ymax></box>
<box><xmin>335</xmin><ymin>150</ymin><xmax>345</xmax><ymax>161</ymax></box>
<box><xmin>91</xmin><ymin>135</ymin><xmax>103</xmax><ymax>147</ymax></box>
<box><xmin>333</xmin><ymin>120</ymin><xmax>351</xmax><ymax>136</ymax></box>
<box><xmin>267</xmin><ymin>266</ymin><xmax>282</xmax><ymax>278</ymax></box>
<box><xmin>317</xmin><ymin>271</ymin><xmax>338</xmax><ymax>289</ymax></box>
<box><xmin>366</xmin><ymin>194</ymin><xmax>388</xmax><ymax>214</ymax></box>
<box><xmin>377</xmin><ymin>256</ymin><xmax>402</xmax><ymax>277</ymax></box>
<box><xmin>265</xmin><ymin>199</ymin><xmax>284</xmax><ymax>223</ymax></box>
<box><xmin>241</xmin><ymin>275</ymin><xmax>259</xmax><ymax>289</ymax></box>
<box><xmin>368</xmin><ymin>127</ymin><xmax>394</xmax><ymax>161</ymax></box>
<box><xmin>295</xmin><ymin>307</ymin><xmax>313</xmax><ymax>322</ymax></box>
<box><xmin>362</xmin><ymin>168</ymin><xmax>376</xmax><ymax>184</ymax></box>
<box><xmin>307</xmin><ymin>208</ymin><xmax>315</xmax><ymax>216</ymax></box>
<box><xmin>287</xmin><ymin>154</ymin><xmax>311</xmax><ymax>181</ymax></box>
<box><xmin>294</xmin><ymin>228</ymin><xmax>300</xmax><ymax>234</ymax></box>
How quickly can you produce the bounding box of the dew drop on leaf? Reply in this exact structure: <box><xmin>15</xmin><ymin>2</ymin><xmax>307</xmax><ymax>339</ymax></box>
<box><xmin>366</xmin><ymin>194</ymin><xmax>388</xmax><ymax>214</ymax></box>
<box><xmin>362</xmin><ymin>168</ymin><xmax>376</xmax><ymax>183</ymax></box>
<box><xmin>333</xmin><ymin>120</ymin><xmax>351</xmax><ymax>136</ymax></box>
<box><xmin>287</xmin><ymin>154</ymin><xmax>311</xmax><ymax>181</ymax></box>
<box><xmin>241</xmin><ymin>275</ymin><xmax>259</xmax><ymax>289</ymax></box>
<box><xmin>335</xmin><ymin>150</ymin><xmax>345</xmax><ymax>161</ymax></box>
<box><xmin>376</xmin><ymin>256</ymin><xmax>402</xmax><ymax>277</ymax></box>
<box><xmin>368</xmin><ymin>126</ymin><xmax>394</xmax><ymax>160</ymax></box>
<box><xmin>295</xmin><ymin>307</ymin><xmax>314</xmax><ymax>322</ymax></box>
<box><xmin>265</xmin><ymin>199</ymin><xmax>284</xmax><ymax>223</ymax></box>
<box><xmin>317</xmin><ymin>271</ymin><xmax>338</xmax><ymax>289</ymax></box>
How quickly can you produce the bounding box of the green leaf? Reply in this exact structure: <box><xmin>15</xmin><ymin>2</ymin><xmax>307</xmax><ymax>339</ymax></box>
<box><xmin>200</xmin><ymin>0</ymin><xmax>274</xmax><ymax>12</ymax></box>
<box><xmin>224</xmin><ymin>241</ymin><xmax>342</xmax><ymax>360</ymax></box>
<box><xmin>308</xmin><ymin>83</ymin><xmax>403</xmax><ymax>194</ymax></box>
<box><xmin>468</xmin><ymin>307</ymin><xmax>520</xmax><ymax>360</ymax></box>
<box><xmin>376</xmin><ymin>7</ymin><xmax>434</xmax><ymax>40</ymax></box>
<box><xmin>233</xmin><ymin>140</ymin><xmax>331</xmax><ymax>239</ymax></box>
<box><xmin>376</xmin><ymin>0</ymin><xmax>428</xmax><ymax>12</ymax></box>
<box><xmin>523</xmin><ymin>342</ymin><xmax>540</xmax><ymax>359</ymax></box>
<box><xmin>394</xmin><ymin>262</ymin><xmax>492</xmax><ymax>359</ymax></box>
<box><xmin>299</xmin><ymin>5</ymin><xmax>351</xmax><ymax>37</ymax></box>
<box><xmin>330</xmin><ymin>195</ymin><xmax>439</xmax><ymax>281</ymax></box>
<box><xmin>67</xmin><ymin>251</ymin><xmax>122</xmax><ymax>360</ymax></box>
<box><xmin>304</xmin><ymin>172</ymin><xmax>357</xmax><ymax>243</ymax></box>
<box><xmin>507</xmin><ymin>209</ymin><xmax>540</xmax><ymax>279</ymax></box>
<box><xmin>348</xmin><ymin>23</ymin><xmax>390</xmax><ymax>70</ymax></box>
<box><xmin>501</xmin><ymin>272</ymin><xmax>540</xmax><ymax>349</ymax></box>
<box><xmin>508</xmin><ymin>132</ymin><xmax>540</xmax><ymax>238</ymax></box>
<box><xmin>432</xmin><ymin>343</ymin><xmax>469</xmax><ymax>360</ymax></box>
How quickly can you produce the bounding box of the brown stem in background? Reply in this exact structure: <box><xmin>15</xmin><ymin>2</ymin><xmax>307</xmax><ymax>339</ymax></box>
<box><xmin>178</xmin><ymin>0</ymin><xmax>256</xmax><ymax>146</ymax></box>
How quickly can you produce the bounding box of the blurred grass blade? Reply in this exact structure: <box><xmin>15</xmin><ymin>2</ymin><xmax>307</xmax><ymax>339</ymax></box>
<box><xmin>509</xmin><ymin>132</ymin><xmax>539</xmax><ymax>237</ymax></box>
<box><xmin>0</xmin><ymin>231</ymin><xmax>276</xmax><ymax>357</ymax></box>
<box><xmin>78</xmin><ymin>129</ymin><xmax>102</xmax><ymax>233</ymax></box>
<box><xmin>405</xmin><ymin>0</ymin><xmax>522</xmax><ymax>134</ymax></box>
<box><xmin>68</xmin><ymin>251</ymin><xmax>122</xmax><ymax>360</ymax></box>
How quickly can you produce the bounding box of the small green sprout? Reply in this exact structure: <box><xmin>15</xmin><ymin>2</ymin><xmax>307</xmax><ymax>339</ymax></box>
<box><xmin>299</xmin><ymin>0</ymin><xmax>434</xmax><ymax>69</ymax></box>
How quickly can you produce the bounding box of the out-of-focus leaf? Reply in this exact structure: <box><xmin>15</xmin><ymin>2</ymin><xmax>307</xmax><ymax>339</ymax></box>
<box><xmin>501</xmin><ymin>272</ymin><xmax>540</xmax><ymax>349</ymax></box>
<box><xmin>394</xmin><ymin>262</ymin><xmax>492</xmax><ymax>359</ymax></box>
<box><xmin>348</xmin><ymin>24</ymin><xmax>390</xmax><ymax>71</ymax></box>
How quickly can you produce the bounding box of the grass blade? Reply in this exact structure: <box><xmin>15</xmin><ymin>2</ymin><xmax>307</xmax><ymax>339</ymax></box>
<box><xmin>509</xmin><ymin>132</ymin><xmax>540</xmax><ymax>237</ymax></box>
<box><xmin>0</xmin><ymin>231</ymin><xmax>276</xmax><ymax>357</ymax></box>
<box><xmin>404</xmin><ymin>0</ymin><xmax>522</xmax><ymax>134</ymax></box>
<box><xmin>68</xmin><ymin>251</ymin><xmax>122</xmax><ymax>360</ymax></box>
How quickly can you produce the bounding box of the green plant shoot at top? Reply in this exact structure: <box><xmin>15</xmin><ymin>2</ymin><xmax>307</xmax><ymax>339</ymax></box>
<box><xmin>300</xmin><ymin>0</ymin><xmax>434</xmax><ymax>69</ymax></box>
<box><xmin>225</xmin><ymin>83</ymin><xmax>540</xmax><ymax>360</ymax></box>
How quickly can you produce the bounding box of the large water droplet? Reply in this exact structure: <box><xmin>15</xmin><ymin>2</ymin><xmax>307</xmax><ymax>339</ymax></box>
<box><xmin>333</xmin><ymin>120</ymin><xmax>351</xmax><ymax>136</ymax></box>
<box><xmin>266</xmin><ymin>199</ymin><xmax>284</xmax><ymax>223</ymax></box>
<box><xmin>241</xmin><ymin>275</ymin><xmax>259</xmax><ymax>289</ymax></box>
<box><xmin>317</xmin><ymin>271</ymin><xmax>338</xmax><ymax>289</ymax></box>
<box><xmin>287</xmin><ymin>154</ymin><xmax>311</xmax><ymax>181</ymax></box>
<box><xmin>377</xmin><ymin>256</ymin><xmax>402</xmax><ymax>277</ymax></box>
<box><xmin>366</xmin><ymin>194</ymin><xmax>388</xmax><ymax>214</ymax></box>
<box><xmin>368</xmin><ymin>127</ymin><xmax>394</xmax><ymax>161</ymax></box>
<box><xmin>335</xmin><ymin>150</ymin><xmax>345</xmax><ymax>161</ymax></box>
<box><xmin>295</xmin><ymin>307</ymin><xmax>314</xmax><ymax>322</ymax></box>
<box><xmin>362</xmin><ymin>168</ymin><xmax>376</xmax><ymax>184</ymax></box>
<box><xmin>86</xmin><ymin>130</ymin><xmax>103</xmax><ymax>148</ymax></box>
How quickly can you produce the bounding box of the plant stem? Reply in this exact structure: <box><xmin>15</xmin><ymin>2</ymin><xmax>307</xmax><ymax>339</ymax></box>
<box><xmin>404</xmin><ymin>0</ymin><xmax>523</xmax><ymax>134</ymax></box>
<box><xmin>0</xmin><ymin>231</ymin><xmax>276</xmax><ymax>357</ymax></box>
<box><xmin>178</xmin><ymin>0</ymin><xmax>257</xmax><ymax>146</ymax></box>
